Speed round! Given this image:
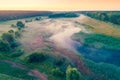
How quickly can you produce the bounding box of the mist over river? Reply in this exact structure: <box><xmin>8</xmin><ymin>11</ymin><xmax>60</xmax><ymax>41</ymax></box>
<box><xmin>24</xmin><ymin>15</ymin><xmax>120</xmax><ymax>66</ymax></box>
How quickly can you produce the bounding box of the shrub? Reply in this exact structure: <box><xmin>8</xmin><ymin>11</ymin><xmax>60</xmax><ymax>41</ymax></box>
<box><xmin>54</xmin><ymin>57</ymin><xmax>66</xmax><ymax>66</ymax></box>
<box><xmin>28</xmin><ymin>52</ymin><xmax>47</xmax><ymax>63</ymax></box>
<box><xmin>11</xmin><ymin>24</ymin><xmax>16</xmax><ymax>27</ymax></box>
<box><xmin>8</xmin><ymin>30</ymin><xmax>14</xmax><ymax>33</ymax></box>
<box><xmin>11</xmin><ymin>49</ymin><xmax>24</xmax><ymax>57</ymax></box>
<box><xmin>25</xmin><ymin>19</ymin><xmax>32</xmax><ymax>23</ymax></box>
<box><xmin>52</xmin><ymin>68</ymin><xmax>64</xmax><ymax>77</ymax></box>
<box><xmin>35</xmin><ymin>17</ymin><xmax>41</xmax><ymax>21</ymax></box>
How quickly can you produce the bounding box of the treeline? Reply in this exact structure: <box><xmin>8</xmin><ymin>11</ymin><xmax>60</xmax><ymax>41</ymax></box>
<box><xmin>81</xmin><ymin>11</ymin><xmax>120</xmax><ymax>25</ymax></box>
<box><xmin>48</xmin><ymin>13</ymin><xmax>79</xmax><ymax>18</ymax></box>
<box><xmin>0</xmin><ymin>11</ymin><xmax>53</xmax><ymax>21</ymax></box>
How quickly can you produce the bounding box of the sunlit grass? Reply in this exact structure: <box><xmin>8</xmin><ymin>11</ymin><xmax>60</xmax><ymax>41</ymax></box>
<box><xmin>80</xmin><ymin>16</ymin><xmax>120</xmax><ymax>38</ymax></box>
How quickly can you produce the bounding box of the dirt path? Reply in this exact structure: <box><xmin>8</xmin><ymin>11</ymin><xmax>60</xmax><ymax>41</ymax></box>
<box><xmin>0</xmin><ymin>60</ymin><xmax>48</xmax><ymax>80</ymax></box>
<box><xmin>29</xmin><ymin>69</ymin><xmax>48</xmax><ymax>80</ymax></box>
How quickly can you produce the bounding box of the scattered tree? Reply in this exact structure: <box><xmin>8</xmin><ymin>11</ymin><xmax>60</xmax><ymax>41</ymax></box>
<box><xmin>16</xmin><ymin>21</ymin><xmax>25</xmax><ymax>28</ymax></box>
<box><xmin>66</xmin><ymin>65</ymin><xmax>82</xmax><ymax>80</ymax></box>
<box><xmin>0</xmin><ymin>39</ymin><xmax>11</xmax><ymax>52</ymax></box>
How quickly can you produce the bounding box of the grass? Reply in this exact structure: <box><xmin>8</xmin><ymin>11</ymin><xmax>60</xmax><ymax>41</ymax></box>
<box><xmin>0</xmin><ymin>62</ymin><xmax>35</xmax><ymax>79</ymax></box>
<box><xmin>0</xmin><ymin>73</ymin><xmax>21</xmax><ymax>80</ymax></box>
<box><xmin>79</xmin><ymin>15</ymin><xmax>120</xmax><ymax>38</ymax></box>
<box><xmin>73</xmin><ymin>32</ymin><xmax>120</xmax><ymax>51</ymax></box>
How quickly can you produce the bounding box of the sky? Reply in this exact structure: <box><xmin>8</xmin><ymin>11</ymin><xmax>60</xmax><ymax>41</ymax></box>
<box><xmin>0</xmin><ymin>0</ymin><xmax>119</xmax><ymax>11</ymax></box>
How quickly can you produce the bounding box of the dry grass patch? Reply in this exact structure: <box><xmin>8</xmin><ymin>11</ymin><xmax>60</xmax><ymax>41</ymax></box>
<box><xmin>80</xmin><ymin>16</ymin><xmax>120</xmax><ymax>38</ymax></box>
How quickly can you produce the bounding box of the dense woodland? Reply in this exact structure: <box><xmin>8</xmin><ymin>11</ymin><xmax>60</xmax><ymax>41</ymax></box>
<box><xmin>81</xmin><ymin>11</ymin><xmax>120</xmax><ymax>25</ymax></box>
<box><xmin>0</xmin><ymin>11</ymin><xmax>53</xmax><ymax>21</ymax></box>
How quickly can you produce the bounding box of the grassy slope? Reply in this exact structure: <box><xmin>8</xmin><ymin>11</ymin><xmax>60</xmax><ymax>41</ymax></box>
<box><xmin>73</xmin><ymin>15</ymin><xmax>120</xmax><ymax>50</ymax></box>
<box><xmin>78</xmin><ymin>15</ymin><xmax>120</xmax><ymax>38</ymax></box>
<box><xmin>0</xmin><ymin>74</ymin><xmax>20</xmax><ymax>80</ymax></box>
<box><xmin>0</xmin><ymin>60</ymin><xmax>35</xmax><ymax>80</ymax></box>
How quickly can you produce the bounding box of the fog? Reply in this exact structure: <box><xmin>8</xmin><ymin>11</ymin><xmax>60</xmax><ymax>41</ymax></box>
<box><xmin>23</xmin><ymin>15</ymin><xmax>86</xmax><ymax>51</ymax></box>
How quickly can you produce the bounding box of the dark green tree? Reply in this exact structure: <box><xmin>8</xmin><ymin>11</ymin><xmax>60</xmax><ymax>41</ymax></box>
<box><xmin>16</xmin><ymin>21</ymin><xmax>25</xmax><ymax>28</ymax></box>
<box><xmin>0</xmin><ymin>39</ymin><xmax>11</xmax><ymax>52</ymax></box>
<box><xmin>28</xmin><ymin>52</ymin><xmax>47</xmax><ymax>63</ymax></box>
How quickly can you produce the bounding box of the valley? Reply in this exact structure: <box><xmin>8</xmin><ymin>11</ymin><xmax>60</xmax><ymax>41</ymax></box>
<box><xmin>0</xmin><ymin>12</ymin><xmax>120</xmax><ymax>80</ymax></box>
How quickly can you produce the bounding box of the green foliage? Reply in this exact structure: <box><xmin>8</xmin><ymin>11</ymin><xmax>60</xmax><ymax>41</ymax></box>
<box><xmin>0</xmin><ymin>73</ymin><xmax>21</xmax><ymax>80</ymax></box>
<box><xmin>54</xmin><ymin>57</ymin><xmax>66</xmax><ymax>66</ymax></box>
<box><xmin>8</xmin><ymin>30</ymin><xmax>14</xmax><ymax>33</ymax></box>
<box><xmin>35</xmin><ymin>17</ymin><xmax>41</xmax><ymax>21</ymax></box>
<box><xmin>84</xmin><ymin>11</ymin><xmax>120</xmax><ymax>25</ymax></box>
<box><xmin>73</xmin><ymin>32</ymin><xmax>120</xmax><ymax>50</ymax></box>
<box><xmin>1</xmin><ymin>33</ymin><xmax>15</xmax><ymax>44</ymax></box>
<box><xmin>11</xmin><ymin>49</ymin><xmax>24</xmax><ymax>57</ymax></box>
<box><xmin>28</xmin><ymin>52</ymin><xmax>47</xmax><ymax>63</ymax></box>
<box><xmin>49</xmin><ymin>13</ymin><xmax>79</xmax><ymax>18</ymax></box>
<box><xmin>66</xmin><ymin>65</ymin><xmax>82</xmax><ymax>80</ymax></box>
<box><xmin>1</xmin><ymin>33</ymin><xmax>19</xmax><ymax>49</ymax></box>
<box><xmin>11</xmin><ymin>24</ymin><xmax>17</xmax><ymax>27</ymax></box>
<box><xmin>25</xmin><ymin>19</ymin><xmax>32</xmax><ymax>22</ymax></box>
<box><xmin>0</xmin><ymin>62</ymin><xmax>35</xmax><ymax>79</ymax></box>
<box><xmin>52</xmin><ymin>68</ymin><xmax>64</xmax><ymax>77</ymax></box>
<box><xmin>0</xmin><ymin>39</ymin><xmax>11</xmax><ymax>52</ymax></box>
<box><xmin>16</xmin><ymin>21</ymin><xmax>25</xmax><ymax>28</ymax></box>
<box><xmin>84</xmin><ymin>59</ymin><xmax>120</xmax><ymax>80</ymax></box>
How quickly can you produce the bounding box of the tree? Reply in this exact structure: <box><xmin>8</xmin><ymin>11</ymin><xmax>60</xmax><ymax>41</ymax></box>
<box><xmin>16</xmin><ymin>21</ymin><xmax>25</xmax><ymax>28</ymax></box>
<box><xmin>0</xmin><ymin>39</ymin><xmax>11</xmax><ymax>52</ymax></box>
<box><xmin>1</xmin><ymin>33</ymin><xmax>19</xmax><ymax>49</ymax></box>
<box><xmin>1</xmin><ymin>33</ymin><xmax>15</xmax><ymax>44</ymax></box>
<box><xmin>28</xmin><ymin>52</ymin><xmax>47</xmax><ymax>63</ymax></box>
<box><xmin>66</xmin><ymin>65</ymin><xmax>82</xmax><ymax>80</ymax></box>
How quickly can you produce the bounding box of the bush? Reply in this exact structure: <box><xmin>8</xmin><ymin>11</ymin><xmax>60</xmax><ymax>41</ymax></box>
<box><xmin>28</xmin><ymin>52</ymin><xmax>47</xmax><ymax>63</ymax></box>
<box><xmin>11</xmin><ymin>49</ymin><xmax>24</xmax><ymax>57</ymax></box>
<box><xmin>35</xmin><ymin>17</ymin><xmax>41</xmax><ymax>21</ymax></box>
<box><xmin>52</xmin><ymin>68</ymin><xmax>64</xmax><ymax>77</ymax></box>
<box><xmin>54</xmin><ymin>57</ymin><xmax>66</xmax><ymax>66</ymax></box>
<box><xmin>11</xmin><ymin>24</ymin><xmax>16</xmax><ymax>27</ymax></box>
<box><xmin>8</xmin><ymin>30</ymin><xmax>14</xmax><ymax>33</ymax></box>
